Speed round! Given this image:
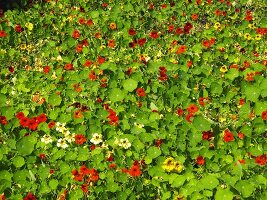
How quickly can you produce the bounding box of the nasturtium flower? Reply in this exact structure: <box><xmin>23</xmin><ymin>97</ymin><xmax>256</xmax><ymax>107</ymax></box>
<box><xmin>25</xmin><ymin>22</ymin><xmax>33</xmax><ymax>31</ymax></box>
<box><xmin>214</xmin><ymin>22</ymin><xmax>221</xmax><ymax>29</ymax></box>
<box><xmin>20</xmin><ymin>44</ymin><xmax>27</xmax><ymax>50</ymax></box>
<box><xmin>174</xmin><ymin>161</ymin><xmax>184</xmax><ymax>172</ymax></box>
<box><xmin>255</xmin><ymin>34</ymin><xmax>262</xmax><ymax>40</ymax></box>
<box><xmin>196</xmin><ymin>156</ymin><xmax>205</xmax><ymax>166</ymax></box>
<box><xmin>220</xmin><ymin>65</ymin><xmax>228</xmax><ymax>73</ymax></box>
<box><xmin>75</xmin><ymin>134</ymin><xmax>86</xmax><ymax>145</ymax></box>
<box><xmin>90</xmin><ymin>133</ymin><xmax>103</xmax><ymax>145</ymax></box>
<box><xmin>41</xmin><ymin>135</ymin><xmax>53</xmax><ymax>144</ymax></box>
<box><xmin>223</xmin><ymin>129</ymin><xmax>234</xmax><ymax>142</ymax></box>
<box><xmin>119</xmin><ymin>138</ymin><xmax>131</xmax><ymax>149</ymax></box>
<box><xmin>255</xmin><ymin>154</ymin><xmax>267</xmax><ymax>166</ymax></box>
<box><xmin>65</xmin><ymin>132</ymin><xmax>76</xmax><ymax>143</ymax></box>
<box><xmin>162</xmin><ymin>157</ymin><xmax>176</xmax><ymax>172</ymax></box>
<box><xmin>57</xmin><ymin>138</ymin><xmax>69</xmax><ymax>149</ymax></box>
<box><xmin>248</xmin><ymin>23</ymin><xmax>256</xmax><ymax>29</ymax></box>
<box><xmin>56</xmin><ymin>122</ymin><xmax>67</xmax><ymax>133</ymax></box>
<box><xmin>129</xmin><ymin>164</ymin><xmax>142</xmax><ymax>177</ymax></box>
<box><xmin>244</xmin><ymin>33</ymin><xmax>252</xmax><ymax>40</ymax></box>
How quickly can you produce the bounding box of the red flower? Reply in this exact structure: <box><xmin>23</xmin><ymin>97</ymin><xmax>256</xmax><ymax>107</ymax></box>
<box><xmin>191</xmin><ymin>13</ymin><xmax>198</xmax><ymax>20</ymax></box>
<box><xmin>74</xmin><ymin>174</ymin><xmax>83</xmax><ymax>182</ymax></box>
<box><xmin>0</xmin><ymin>116</ymin><xmax>8</xmax><ymax>125</ymax></box>
<box><xmin>71</xmin><ymin>169</ymin><xmax>78</xmax><ymax>175</ymax></box>
<box><xmin>81</xmin><ymin>184</ymin><xmax>88</xmax><ymax>193</ymax></box>
<box><xmin>0</xmin><ymin>30</ymin><xmax>7</xmax><ymax>37</ymax></box>
<box><xmin>137</xmin><ymin>38</ymin><xmax>146</xmax><ymax>46</ymax></box>
<box><xmin>136</xmin><ymin>88</ymin><xmax>146</xmax><ymax>97</ymax></box>
<box><xmin>0</xmin><ymin>194</ymin><xmax>6</xmax><ymax>200</ymax></box>
<box><xmin>50</xmin><ymin>169</ymin><xmax>54</xmax><ymax>174</ymax></box>
<box><xmin>187</xmin><ymin>104</ymin><xmax>198</xmax><ymax>113</ymax></box>
<box><xmin>84</xmin><ymin>60</ymin><xmax>93</xmax><ymax>67</ymax></box>
<box><xmin>238</xmin><ymin>132</ymin><xmax>245</xmax><ymax>139</ymax></box>
<box><xmin>128</xmin><ymin>164</ymin><xmax>142</xmax><ymax>177</ymax></box>
<box><xmin>20</xmin><ymin>117</ymin><xmax>30</xmax><ymax>127</ymax></box>
<box><xmin>15</xmin><ymin>24</ymin><xmax>23</xmax><ymax>33</ymax></box>
<box><xmin>202</xmin><ymin>131</ymin><xmax>213</xmax><ymax>141</ymax></box>
<box><xmin>97</xmin><ymin>56</ymin><xmax>106</xmax><ymax>64</ymax></box>
<box><xmin>9</xmin><ymin>66</ymin><xmax>15</xmax><ymax>73</ymax></box>
<box><xmin>43</xmin><ymin>66</ymin><xmax>50</xmax><ymax>74</ymax></box>
<box><xmin>202</xmin><ymin>40</ymin><xmax>211</xmax><ymax>48</ymax></box>
<box><xmin>64</xmin><ymin>63</ymin><xmax>74</xmax><ymax>71</ymax></box>
<box><xmin>262</xmin><ymin>110</ymin><xmax>267</xmax><ymax>120</ymax></box>
<box><xmin>176</xmin><ymin>45</ymin><xmax>187</xmax><ymax>54</ymax></box>
<box><xmin>210</xmin><ymin>38</ymin><xmax>215</xmax><ymax>45</ymax></box>
<box><xmin>215</xmin><ymin>10</ymin><xmax>221</xmax><ymax>16</ymax></box>
<box><xmin>239</xmin><ymin>98</ymin><xmax>245</xmax><ymax>106</ymax></box>
<box><xmin>177</xmin><ymin>108</ymin><xmax>184</xmax><ymax>116</ymax></box>
<box><xmin>128</xmin><ymin>28</ymin><xmax>136</xmax><ymax>36</ymax></box>
<box><xmin>48</xmin><ymin>121</ymin><xmax>55</xmax><ymax>129</ymax></box>
<box><xmin>168</xmin><ymin>25</ymin><xmax>174</xmax><ymax>32</ymax></box>
<box><xmin>198</xmin><ymin>97</ymin><xmax>206</xmax><ymax>106</ymax></box>
<box><xmin>87</xmin><ymin>19</ymin><xmax>94</xmax><ymax>26</ymax></box>
<box><xmin>72</xmin><ymin>29</ymin><xmax>80</xmax><ymax>39</ymax></box>
<box><xmin>255</xmin><ymin>154</ymin><xmax>267</xmax><ymax>166</ymax></box>
<box><xmin>76</xmin><ymin>44</ymin><xmax>83</xmax><ymax>53</ymax></box>
<box><xmin>23</xmin><ymin>193</ymin><xmax>36</xmax><ymax>200</ymax></box>
<box><xmin>187</xmin><ymin>60</ymin><xmax>193</xmax><ymax>68</ymax></box>
<box><xmin>39</xmin><ymin>153</ymin><xmax>46</xmax><ymax>160</ymax></box>
<box><xmin>90</xmin><ymin>144</ymin><xmax>96</xmax><ymax>151</ymax></box>
<box><xmin>108</xmin><ymin>39</ymin><xmax>116</xmax><ymax>48</ymax></box>
<box><xmin>37</xmin><ymin>113</ymin><xmax>47</xmax><ymax>123</ymax></box>
<box><xmin>88</xmin><ymin>71</ymin><xmax>97</xmax><ymax>81</ymax></box>
<box><xmin>78</xmin><ymin>18</ymin><xmax>86</xmax><ymax>25</ymax></box>
<box><xmin>185</xmin><ymin>113</ymin><xmax>194</xmax><ymax>123</ymax></box>
<box><xmin>196</xmin><ymin>156</ymin><xmax>205</xmax><ymax>165</ymax></box>
<box><xmin>79</xmin><ymin>165</ymin><xmax>91</xmax><ymax>175</ymax></box>
<box><xmin>28</xmin><ymin>119</ymin><xmax>39</xmax><ymax>130</ymax></box>
<box><xmin>75</xmin><ymin>134</ymin><xmax>86</xmax><ymax>145</ymax></box>
<box><xmin>150</xmin><ymin>31</ymin><xmax>159</xmax><ymax>39</ymax></box>
<box><xmin>155</xmin><ymin>139</ymin><xmax>163</xmax><ymax>147</ymax></box>
<box><xmin>175</xmin><ymin>27</ymin><xmax>183</xmax><ymax>35</ymax></box>
<box><xmin>223</xmin><ymin>129</ymin><xmax>234</xmax><ymax>142</ymax></box>
<box><xmin>109</xmin><ymin>163</ymin><xmax>116</xmax><ymax>169</ymax></box>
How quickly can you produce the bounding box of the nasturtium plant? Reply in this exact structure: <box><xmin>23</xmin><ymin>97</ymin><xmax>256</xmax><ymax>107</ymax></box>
<box><xmin>0</xmin><ymin>0</ymin><xmax>266</xmax><ymax>199</ymax></box>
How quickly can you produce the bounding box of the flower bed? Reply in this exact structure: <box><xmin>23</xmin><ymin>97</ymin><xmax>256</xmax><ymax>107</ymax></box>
<box><xmin>0</xmin><ymin>0</ymin><xmax>266</xmax><ymax>199</ymax></box>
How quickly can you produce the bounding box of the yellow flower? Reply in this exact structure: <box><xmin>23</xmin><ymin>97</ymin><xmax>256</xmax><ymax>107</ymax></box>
<box><xmin>214</xmin><ymin>22</ymin><xmax>221</xmax><ymax>29</ymax></box>
<box><xmin>174</xmin><ymin>161</ymin><xmax>184</xmax><ymax>173</ymax></box>
<box><xmin>248</xmin><ymin>23</ymin><xmax>255</xmax><ymax>29</ymax></box>
<box><xmin>25</xmin><ymin>22</ymin><xmax>33</xmax><ymax>31</ymax></box>
<box><xmin>162</xmin><ymin>157</ymin><xmax>175</xmax><ymax>172</ymax></box>
<box><xmin>20</xmin><ymin>44</ymin><xmax>27</xmax><ymax>50</ymax></box>
<box><xmin>255</xmin><ymin>34</ymin><xmax>262</xmax><ymax>40</ymax></box>
<box><xmin>220</xmin><ymin>65</ymin><xmax>228</xmax><ymax>73</ymax></box>
<box><xmin>244</xmin><ymin>33</ymin><xmax>251</xmax><ymax>40</ymax></box>
<box><xmin>205</xmin><ymin>23</ymin><xmax>210</xmax><ymax>29</ymax></box>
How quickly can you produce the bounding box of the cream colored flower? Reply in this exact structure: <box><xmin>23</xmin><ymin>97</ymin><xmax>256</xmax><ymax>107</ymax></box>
<box><xmin>41</xmin><ymin>135</ymin><xmax>53</xmax><ymax>144</ymax></box>
<box><xmin>64</xmin><ymin>132</ymin><xmax>75</xmax><ymax>143</ymax></box>
<box><xmin>90</xmin><ymin>133</ymin><xmax>103</xmax><ymax>145</ymax></box>
<box><xmin>134</xmin><ymin>122</ymin><xmax>144</xmax><ymax>128</ymax></box>
<box><xmin>57</xmin><ymin>138</ymin><xmax>68</xmax><ymax>149</ymax></box>
<box><xmin>118</xmin><ymin>138</ymin><xmax>131</xmax><ymax>149</ymax></box>
<box><xmin>56</xmin><ymin>122</ymin><xmax>67</xmax><ymax>133</ymax></box>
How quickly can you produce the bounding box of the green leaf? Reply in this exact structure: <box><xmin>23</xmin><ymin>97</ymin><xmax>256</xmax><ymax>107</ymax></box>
<box><xmin>16</xmin><ymin>136</ymin><xmax>36</xmax><ymax>156</ymax></box>
<box><xmin>49</xmin><ymin>179</ymin><xmax>59</xmax><ymax>190</ymax></box>
<box><xmin>199</xmin><ymin>175</ymin><xmax>219</xmax><ymax>190</ymax></box>
<box><xmin>0</xmin><ymin>93</ymin><xmax>6</xmax><ymax>107</ymax></box>
<box><xmin>225</xmin><ymin>69</ymin><xmax>239</xmax><ymax>81</ymax></box>
<box><xmin>90</xmin><ymin>11</ymin><xmax>99</xmax><ymax>18</ymax></box>
<box><xmin>210</xmin><ymin>82</ymin><xmax>223</xmax><ymax>95</ymax></box>
<box><xmin>193</xmin><ymin>116</ymin><xmax>211</xmax><ymax>131</ymax></box>
<box><xmin>0</xmin><ymin>148</ymin><xmax>3</xmax><ymax>161</ymax></box>
<box><xmin>254</xmin><ymin>101</ymin><xmax>267</xmax><ymax>115</ymax></box>
<box><xmin>12</xmin><ymin>156</ymin><xmax>25</xmax><ymax>168</ymax></box>
<box><xmin>76</xmin><ymin>148</ymin><xmax>89</xmax><ymax>161</ymax></box>
<box><xmin>109</xmin><ymin>88</ymin><xmax>125</xmax><ymax>102</ymax></box>
<box><xmin>215</xmin><ymin>188</ymin><xmax>233</xmax><ymax>200</ymax></box>
<box><xmin>243</xmin><ymin>85</ymin><xmax>261</xmax><ymax>102</ymax></box>
<box><xmin>122</xmin><ymin>79</ymin><xmax>138</xmax><ymax>92</ymax></box>
<box><xmin>147</xmin><ymin>146</ymin><xmax>161</xmax><ymax>159</ymax></box>
<box><xmin>48</xmin><ymin>93</ymin><xmax>62</xmax><ymax>106</ymax></box>
<box><xmin>0</xmin><ymin>170</ymin><xmax>12</xmax><ymax>181</ymax></box>
<box><xmin>235</xmin><ymin>180</ymin><xmax>255</xmax><ymax>198</ymax></box>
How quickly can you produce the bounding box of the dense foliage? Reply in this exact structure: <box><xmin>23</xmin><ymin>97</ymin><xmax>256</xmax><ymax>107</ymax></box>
<box><xmin>0</xmin><ymin>0</ymin><xmax>266</xmax><ymax>199</ymax></box>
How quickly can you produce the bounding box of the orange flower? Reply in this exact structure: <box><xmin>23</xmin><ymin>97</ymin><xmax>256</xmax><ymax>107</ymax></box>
<box><xmin>108</xmin><ymin>39</ymin><xmax>116</xmax><ymax>48</ymax></box>
<box><xmin>176</xmin><ymin>45</ymin><xmax>186</xmax><ymax>54</ymax></box>
<box><xmin>72</xmin><ymin>29</ymin><xmax>80</xmax><ymax>39</ymax></box>
<box><xmin>187</xmin><ymin>104</ymin><xmax>198</xmax><ymax>113</ymax></box>
<box><xmin>64</xmin><ymin>63</ymin><xmax>74</xmax><ymax>70</ymax></box>
<box><xmin>109</xmin><ymin>22</ymin><xmax>117</xmax><ymax>30</ymax></box>
<box><xmin>74</xmin><ymin>110</ymin><xmax>83</xmax><ymax>119</ymax></box>
<box><xmin>191</xmin><ymin>13</ymin><xmax>198</xmax><ymax>20</ymax></box>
